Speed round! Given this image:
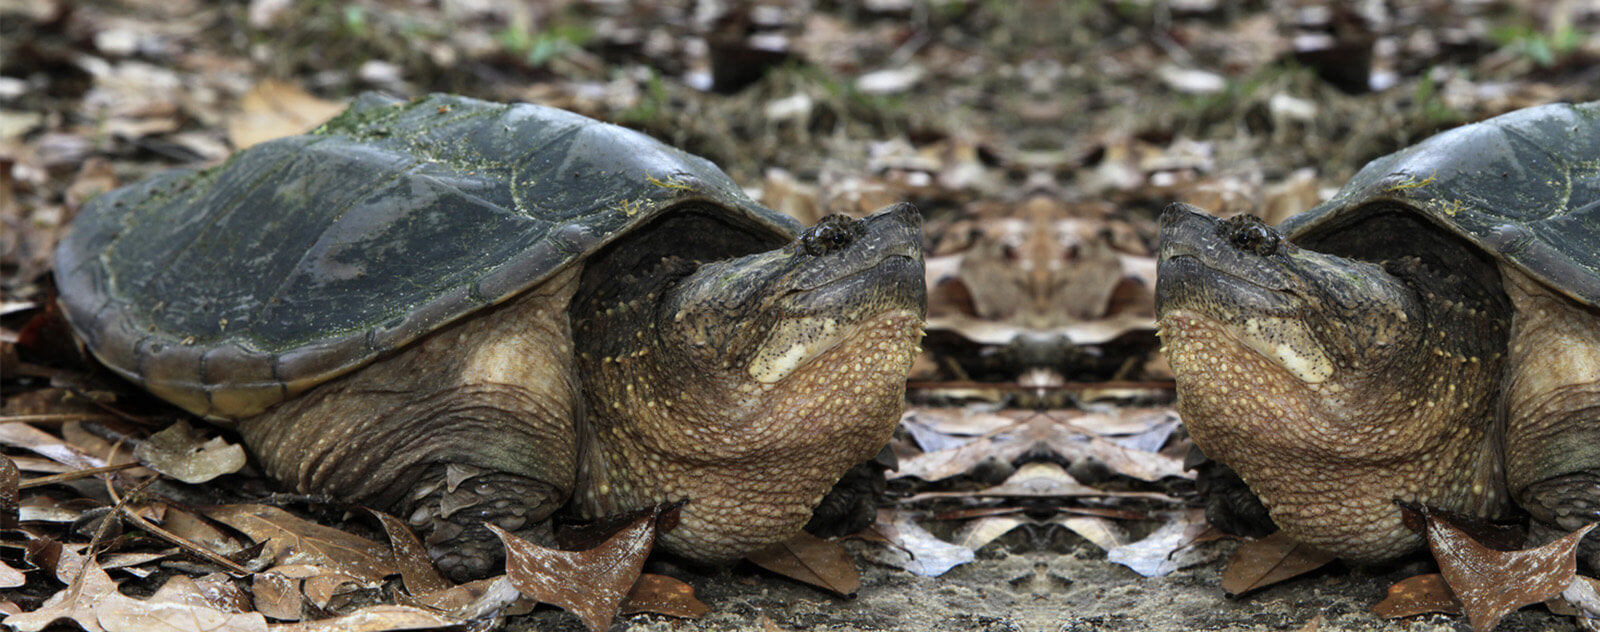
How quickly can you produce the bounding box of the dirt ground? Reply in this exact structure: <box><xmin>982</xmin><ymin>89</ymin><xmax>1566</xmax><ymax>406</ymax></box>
<box><xmin>5</xmin><ymin>1</ymin><xmax>1600</xmax><ymax>631</ymax></box>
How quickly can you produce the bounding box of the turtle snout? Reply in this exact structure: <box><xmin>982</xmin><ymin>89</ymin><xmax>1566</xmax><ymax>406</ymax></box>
<box><xmin>801</xmin><ymin>214</ymin><xmax>866</xmax><ymax>256</ymax></box>
<box><xmin>1219</xmin><ymin>214</ymin><xmax>1281</xmax><ymax>257</ymax></box>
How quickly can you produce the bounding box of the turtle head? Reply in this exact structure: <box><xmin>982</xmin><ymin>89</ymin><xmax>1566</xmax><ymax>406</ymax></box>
<box><xmin>577</xmin><ymin>203</ymin><xmax>925</xmax><ymax>561</ymax></box>
<box><xmin>1155</xmin><ymin>205</ymin><xmax>1422</xmax><ymax>387</ymax></box>
<box><xmin>1154</xmin><ymin>203</ymin><xmax>1509</xmax><ymax>560</ymax></box>
<box><xmin>661</xmin><ymin>203</ymin><xmax>927</xmax><ymax>386</ymax></box>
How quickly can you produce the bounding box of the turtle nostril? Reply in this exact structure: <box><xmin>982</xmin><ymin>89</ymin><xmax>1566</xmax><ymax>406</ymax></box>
<box><xmin>802</xmin><ymin>214</ymin><xmax>859</xmax><ymax>256</ymax></box>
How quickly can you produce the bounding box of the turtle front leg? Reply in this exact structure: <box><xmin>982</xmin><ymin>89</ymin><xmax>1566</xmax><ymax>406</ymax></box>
<box><xmin>238</xmin><ymin>268</ymin><xmax>585</xmax><ymax>581</ymax></box>
<box><xmin>1501</xmin><ymin>266</ymin><xmax>1600</xmax><ymax>568</ymax></box>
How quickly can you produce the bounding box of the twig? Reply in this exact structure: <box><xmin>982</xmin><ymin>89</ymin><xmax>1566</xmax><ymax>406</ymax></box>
<box><xmin>101</xmin><ymin>451</ymin><xmax>254</xmax><ymax>576</ymax></box>
<box><xmin>0</xmin><ymin>413</ymin><xmax>123</xmax><ymax>425</ymax></box>
<box><xmin>21</xmin><ymin>462</ymin><xmax>142</xmax><ymax>489</ymax></box>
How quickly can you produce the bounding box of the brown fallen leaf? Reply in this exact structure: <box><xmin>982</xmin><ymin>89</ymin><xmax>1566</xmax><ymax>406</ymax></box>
<box><xmin>620</xmin><ymin>573</ymin><xmax>710</xmax><ymax>619</ymax></box>
<box><xmin>269</xmin><ymin>604</ymin><xmax>463</xmax><ymax>632</ymax></box>
<box><xmin>369</xmin><ymin>509</ymin><xmax>450</xmax><ymax>595</ymax></box>
<box><xmin>1373</xmin><ymin>573</ymin><xmax>1463</xmax><ymax>619</ymax></box>
<box><xmin>4</xmin><ymin>541</ymin><xmax>268</xmax><ymax>632</ymax></box>
<box><xmin>491</xmin><ymin>505</ymin><xmax>668</xmax><ymax>632</ymax></box>
<box><xmin>132</xmin><ymin>420</ymin><xmax>246</xmax><ymax>484</ymax></box>
<box><xmin>1413</xmin><ymin>503</ymin><xmax>1597</xmax><ymax>632</ymax></box>
<box><xmin>203</xmin><ymin>504</ymin><xmax>395</xmax><ymax>582</ymax></box>
<box><xmin>1220</xmin><ymin>531</ymin><xmax>1338</xmax><ymax>596</ymax></box>
<box><xmin>746</xmin><ymin>530</ymin><xmax>862</xmax><ymax>596</ymax></box>
<box><xmin>226</xmin><ymin>79</ymin><xmax>346</xmax><ymax>150</ymax></box>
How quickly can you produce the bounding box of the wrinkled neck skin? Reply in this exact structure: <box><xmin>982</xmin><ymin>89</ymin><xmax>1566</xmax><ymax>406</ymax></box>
<box><xmin>569</xmin><ymin>205</ymin><xmax>925</xmax><ymax>561</ymax></box>
<box><xmin>1155</xmin><ymin>206</ymin><xmax>1511</xmax><ymax>561</ymax></box>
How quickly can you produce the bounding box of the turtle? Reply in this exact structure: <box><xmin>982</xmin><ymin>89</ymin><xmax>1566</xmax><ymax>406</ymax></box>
<box><xmin>1154</xmin><ymin>101</ymin><xmax>1600</xmax><ymax>564</ymax></box>
<box><xmin>53</xmin><ymin>92</ymin><xmax>928</xmax><ymax>580</ymax></box>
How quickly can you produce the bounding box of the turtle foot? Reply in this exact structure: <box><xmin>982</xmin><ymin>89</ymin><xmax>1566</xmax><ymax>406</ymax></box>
<box><xmin>406</xmin><ymin>464</ymin><xmax>563</xmax><ymax>582</ymax></box>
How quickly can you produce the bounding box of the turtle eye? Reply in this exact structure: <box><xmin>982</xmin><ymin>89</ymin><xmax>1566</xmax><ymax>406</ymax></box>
<box><xmin>1221</xmin><ymin>214</ymin><xmax>1280</xmax><ymax>256</ymax></box>
<box><xmin>801</xmin><ymin>214</ymin><xmax>860</xmax><ymax>256</ymax></box>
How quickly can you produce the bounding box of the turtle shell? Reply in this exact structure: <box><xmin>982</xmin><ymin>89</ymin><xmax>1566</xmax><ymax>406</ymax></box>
<box><xmin>55</xmin><ymin>93</ymin><xmax>802</xmax><ymax>419</ymax></box>
<box><xmin>1281</xmin><ymin>101</ymin><xmax>1600</xmax><ymax>306</ymax></box>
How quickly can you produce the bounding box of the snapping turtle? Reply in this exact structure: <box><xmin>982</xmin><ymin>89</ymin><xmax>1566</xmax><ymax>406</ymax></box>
<box><xmin>55</xmin><ymin>93</ymin><xmax>927</xmax><ymax>579</ymax></box>
<box><xmin>1155</xmin><ymin>101</ymin><xmax>1600</xmax><ymax>562</ymax></box>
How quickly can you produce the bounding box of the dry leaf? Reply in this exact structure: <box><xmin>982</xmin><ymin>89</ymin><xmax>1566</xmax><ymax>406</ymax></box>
<box><xmin>161</xmin><ymin>507</ymin><xmax>246</xmax><ymax>558</ymax></box>
<box><xmin>4</xmin><ymin>551</ymin><xmax>268</xmax><ymax>632</ymax></box>
<box><xmin>1220</xmin><ymin>531</ymin><xmax>1337</xmax><ymax>596</ymax></box>
<box><xmin>133</xmin><ymin>420</ymin><xmax>246</xmax><ymax>484</ymax></box>
<box><xmin>1105</xmin><ymin>509</ymin><xmax>1211</xmax><ymax>577</ymax></box>
<box><xmin>1373</xmin><ymin>573</ymin><xmax>1463</xmax><ymax>619</ymax></box>
<box><xmin>0</xmin><ymin>421</ymin><xmax>108</xmax><ymax>470</ymax></box>
<box><xmin>746</xmin><ymin>531</ymin><xmax>861</xmax><ymax>596</ymax></box>
<box><xmin>492</xmin><ymin>506</ymin><xmax>666</xmax><ymax>632</ymax></box>
<box><xmin>226</xmin><ymin>80</ymin><xmax>345</xmax><ymax>150</ymax></box>
<box><xmin>619</xmin><ymin>573</ymin><xmax>710</xmax><ymax>619</ymax></box>
<box><xmin>369</xmin><ymin>509</ymin><xmax>449</xmax><ymax>595</ymax></box>
<box><xmin>251</xmin><ymin>571</ymin><xmax>304</xmax><ymax>621</ymax></box>
<box><xmin>1416</xmin><ymin>503</ymin><xmax>1597</xmax><ymax>632</ymax></box>
<box><xmin>269</xmin><ymin>605</ymin><xmax>463</xmax><ymax>632</ymax></box>
<box><xmin>862</xmin><ymin>510</ymin><xmax>975</xmax><ymax>578</ymax></box>
<box><xmin>203</xmin><ymin>504</ymin><xmax>395</xmax><ymax>582</ymax></box>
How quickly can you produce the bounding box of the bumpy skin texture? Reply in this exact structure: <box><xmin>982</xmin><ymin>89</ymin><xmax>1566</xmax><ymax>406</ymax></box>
<box><xmin>1158</xmin><ymin>208</ymin><xmax>1513</xmax><ymax>560</ymax></box>
<box><xmin>1152</xmin><ymin>101</ymin><xmax>1600</xmax><ymax>564</ymax></box>
<box><xmin>568</xmin><ymin>205</ymin><xmax>925</xmax><ymax>561</ymax></box>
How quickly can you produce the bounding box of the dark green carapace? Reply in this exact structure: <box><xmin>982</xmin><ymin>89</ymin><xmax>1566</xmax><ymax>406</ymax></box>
<box><xmin>56</xmin><ymin>93</ymin><xmax>800</xmax><ymax>417</ymax></box>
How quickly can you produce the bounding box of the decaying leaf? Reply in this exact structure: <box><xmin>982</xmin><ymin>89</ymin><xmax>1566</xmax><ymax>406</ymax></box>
<box><xmin>746</xmin><ymin>531</ymin><xmax>861</xmax><ymax>596</ymax></box>
<box><xmin>133</xmin><ymin>420</ymin><xmax>246</xmax><ymax>484</ymax></box>
<box><xmin>1414</xmin><ymin>503</ymin><xmax>1597</xmax><ymax>632</ymax></box>
<box><xmin>226</xmin><ymin>80</ymin><xmax>346</xmax><ymax>150</ymax></box>
<box><xmin>369</xmin><ymin>509</ymin><xmax>449</xmax><ymax>596</ymax></box>
<box><xmin>620</xmin><ymin>573</ymin><xmax>711</xmax><ymax>619</ymax></box>
<box><xmin>203</xmin><ymin>504</ymin><xmax>396</xmax><ymax>582</ymax></box>
<box><xmin>269</xmin><ymin>605</ymin><xmax>463</xmax><ymax>632</ymax></box>
<box><xmin>1105</xmin><ymin>509</ymin><xmax>1210</xmax><ymax>577</ymax></box>
<box><xmin>1220</xmin><ymin>531</ymin><xmax>1337</xmax><ymax>596</ymax></box>
<box><xmin>863</xmin><ymin>510</ymin><xmax>975</xmax><ymax>578</ymax></box>
<box><xmin>4</xmin><ymin>549</ymin><xmax>268</xmax><ymax>632</ymax></box>
<box><xmin>1373</xmin><ymin>573</ymin><xmax>1462</xmax><ymax>619</ymax></box>
<box><xmin>491</xmin><ymin>505</ymin><xmax>668</xmax><ymax>632</ymax></box>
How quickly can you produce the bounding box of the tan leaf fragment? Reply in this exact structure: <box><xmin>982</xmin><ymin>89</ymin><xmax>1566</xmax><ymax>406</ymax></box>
<box><xmin>619</xmin><ymin>573</ymin><xmax>710</xmax><ymax>619</ymax></box>
<box><xmin>226</xmin><ymin>80</ymin><xmax>345</xmax><ymax>150</ymax></box>
<box><xmin>370</xmin><ymin>509</ymin><xmax>450</xmax><ymax>596</ymax></box>
<box><xmin>1421</xmin><ymin>505</ymin><xmax>1597</xmax><ymax>632</ymax></box>
<box><xmin>1373</xmin><ymin>573</ymin><xmax>1463</xmax><ymax>619</ymax></box>
<box><xmin>0</xmin><ymin>558</ymin><xmax>23</xmax><ymax>589</ymax></box>
<box><xmin>269</xmin><ymin>605</ymin><xmax>463</xmax><ymax>632</ymax></box>
<box><xmin>4</xmin><ymin>555</ymin><xmax>267</xmax><ymax>632</ymax></box>
<box><xmin>491</xmin><ymin>506</ymin><xmax>664</xmax><ymax>632</ymax></box>
<box><xmin>251</xmin><ymin>571</ymin><xmax>304</xmax><ymax>621</ymax></box>
<box><xmin>133</xmin><ymin>420</ymin><xmax>246</xmax><ymax>484</ymax></box>
<box><xmin>746</xmin><ymin>530</ymin><xmax>862</xmax><ymax>596</ymax></box>
<box><xmin>1220</xmin><ymin>531</ymin><xmax>1337</xmax><ymax>596</ymax></box>
<box><xmin>203</xmin><ymin>504</ymin><xmax>396</xmax><ymax>582</ymax></box>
